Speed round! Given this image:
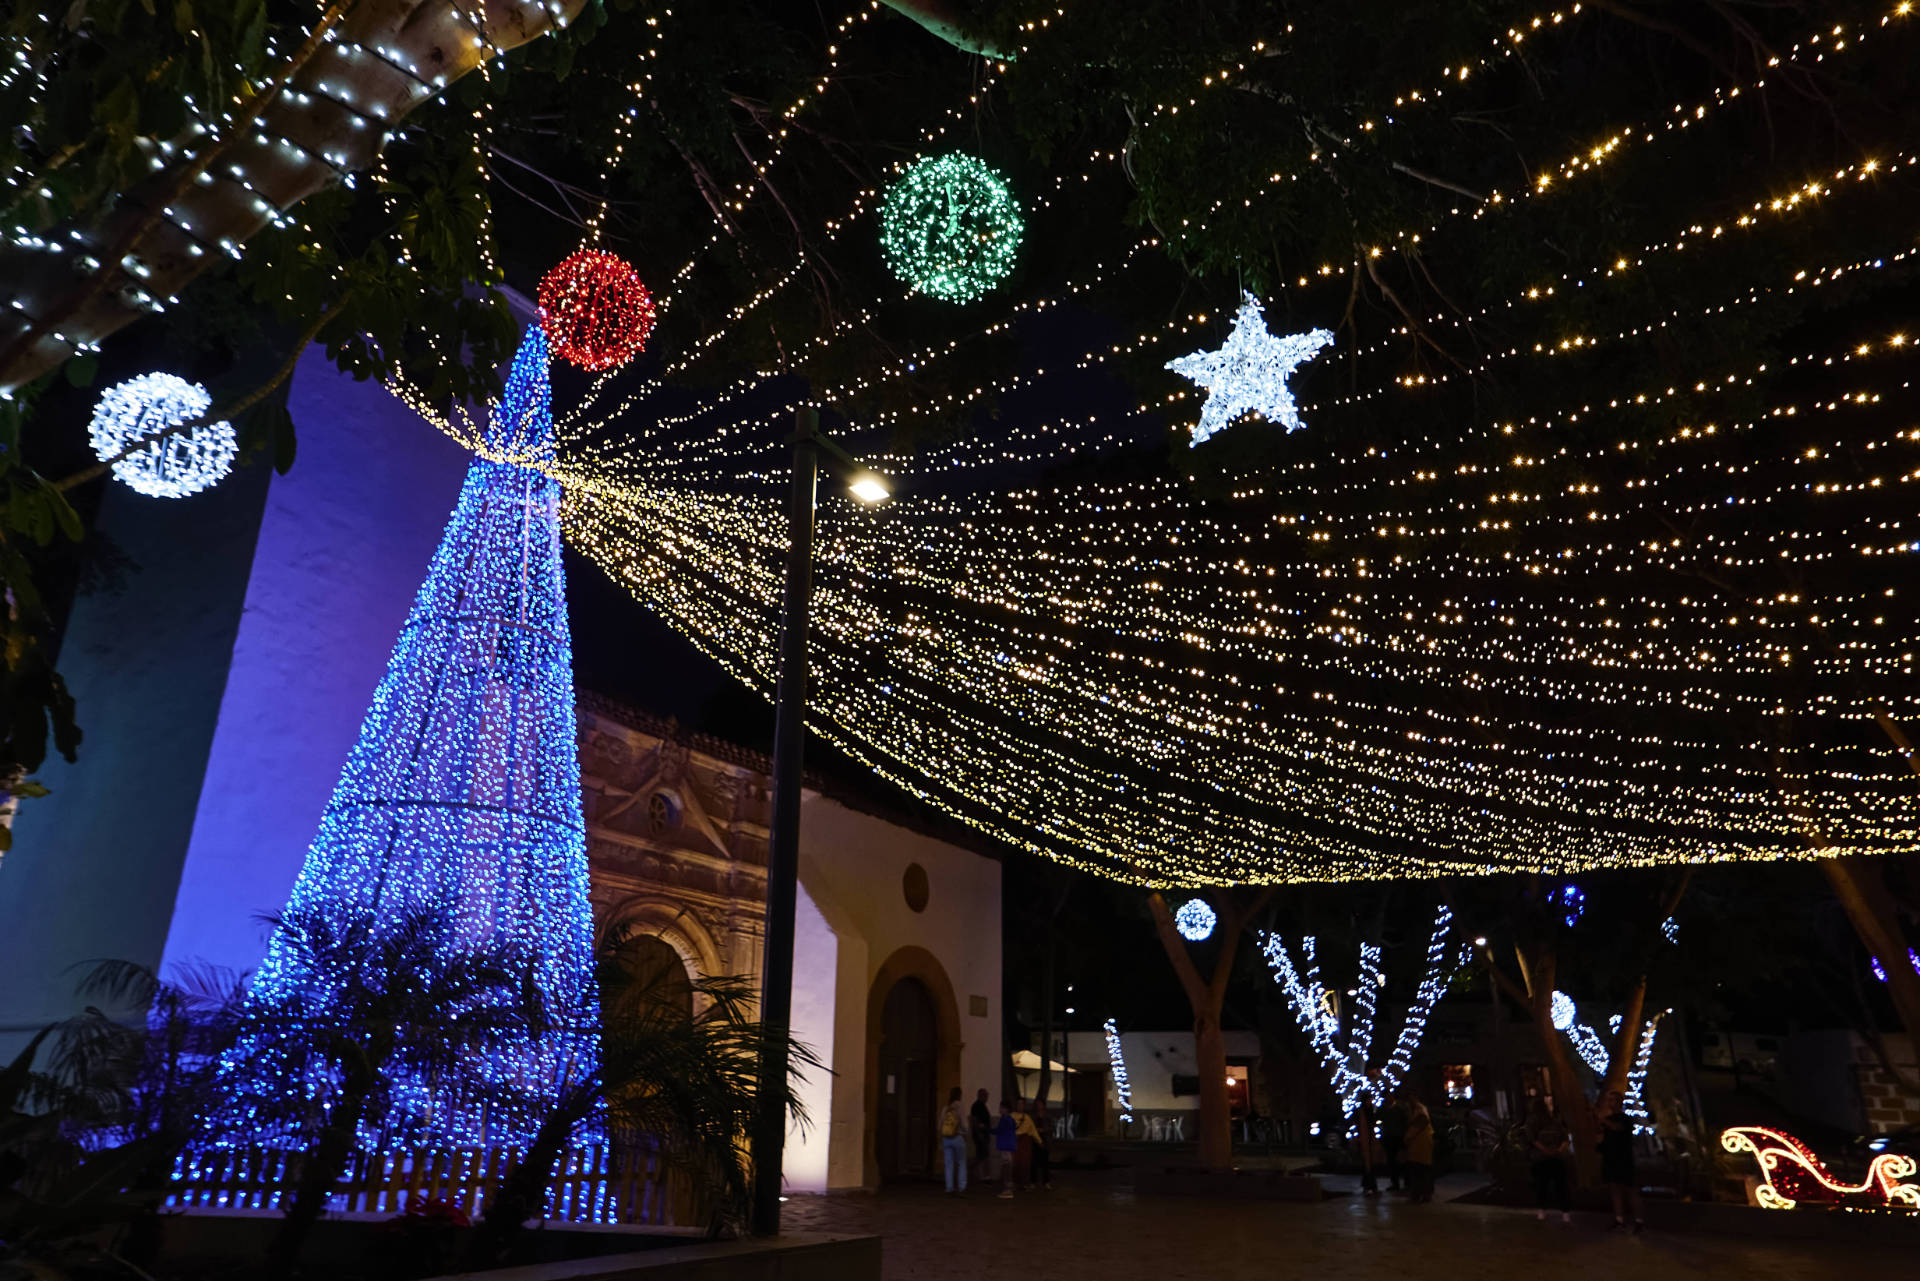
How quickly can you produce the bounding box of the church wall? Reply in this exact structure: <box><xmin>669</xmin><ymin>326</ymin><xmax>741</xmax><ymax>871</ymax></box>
<box><xmin>0</xmin><ymin>447</ymin><xmax>270</xmax><ymax>1055</ymax></box>
<box><xmin>796</xmin><ymin>793</ymin><xmax>1002</xmax><ymax>1188</ymax></box>
<box><xmin>783</xmin><ymin>882</ymin><xmax>838</xmax><ymax>1193</ymax></box>
<box><xmin>577</xmin><ymin>703</ymin><xmax>1003</xmax><ymax>1193</ymax></box>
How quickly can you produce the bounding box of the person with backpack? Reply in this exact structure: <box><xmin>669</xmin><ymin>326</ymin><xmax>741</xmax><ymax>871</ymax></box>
<box><xmin>940</xmin><ymin>1086</ymin><xmax>969</xmax><ymax>1193</ymax></box>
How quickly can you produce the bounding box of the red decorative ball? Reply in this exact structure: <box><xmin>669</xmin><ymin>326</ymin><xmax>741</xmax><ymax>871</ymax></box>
<box><xmin>537</xmin><ymin>249</ymin><xmax>656</xmax><ymax>371</ymax></box>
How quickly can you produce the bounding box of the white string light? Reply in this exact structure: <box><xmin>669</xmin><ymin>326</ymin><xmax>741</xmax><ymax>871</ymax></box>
<box><xmin>1259</xmin><ymin>906</ymin><xmax>1466</xmax><ymax>1115</ymax></box>
<box><xmin>1103</xmin><ymin>1017</ymin><xmax>1133</xmax><ymax>1124</ymax></box>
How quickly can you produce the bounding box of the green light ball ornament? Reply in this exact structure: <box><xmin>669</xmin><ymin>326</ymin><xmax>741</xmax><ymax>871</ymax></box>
<box><xmin>879</xmin><ymin>154</ymin><xmax>1023</xmax><ymax>303</ymax></box>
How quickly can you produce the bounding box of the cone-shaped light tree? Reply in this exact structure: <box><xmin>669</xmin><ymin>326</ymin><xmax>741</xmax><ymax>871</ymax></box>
<box><xmin>216</xmin><ymin>325</ymin><xmax>599</xmax><ymax>1150</ymax></box>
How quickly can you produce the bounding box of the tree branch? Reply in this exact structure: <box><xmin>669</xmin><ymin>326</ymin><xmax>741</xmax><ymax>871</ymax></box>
<box><xmin>1389</xmin><ymin>160</ymin><xmax>1485</xmax><ymax>203</ymax></box>
<box><xmin>877</xmin><ymin>0</ymin><xmax>1015</xmax><ymax>59</ymax></box>
<box><xmin>0</xmin><ymin>3</ymin><xmax>353</xmax><ymax>382</ymax></box>
<box><xmin>1146</xmin><ymin>891</ymin><xmax>1211</xmax><ymax>1013</ymax></box>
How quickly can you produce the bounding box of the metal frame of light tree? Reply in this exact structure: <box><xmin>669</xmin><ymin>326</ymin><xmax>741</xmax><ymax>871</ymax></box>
<box><xmin>1258</xmin><ymin>906</ymin><xmax>1469</xmax><ymax>1117</ymax></box>
<box><xmin>215</xmin><ymin>325</ymin><xmax>599</xmax><ymax>1150</ymax></box>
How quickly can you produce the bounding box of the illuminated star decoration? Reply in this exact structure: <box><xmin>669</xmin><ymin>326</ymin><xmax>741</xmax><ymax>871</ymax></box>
<box><xmin>1165</xmin><ymin>292</ymin><xmax>1334</xmax><ymax>447</ymax></box>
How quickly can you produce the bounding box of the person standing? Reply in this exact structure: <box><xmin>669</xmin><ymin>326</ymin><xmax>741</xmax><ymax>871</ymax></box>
<box><xmin>1013</xmin><ymin>1099</ymin><xmax>1041</xmax><ymax>1189</ymax></box>
<box><xmin>1524</xmin><ymin>1098</ymin><xmax>1572</xmax><ymax>1223</ymax></box>
<box><xmin>1380</xmin><ymin>1094</ymin><xmax>1409</xmax><ymax>1192</ymax></box>
<box><xmin>940</xmin><ymin>1087</ymin><xmax>969</xmax><ymax>1194</ymax></box>
<box><xmin>970</xmin><ymin>1088</ymin><xmax>994</xmax><ymax>1184</ymax></box>
<box><xmin>995</xmin><ymin>1100</ymin><xmax>1018</xmax><ymax>1198</ymax></box>
<box><xmin>1596</xmin><ymin>1089</ymin><xmax>1644</xmax><ymax>1233</ymax></box>
<box><xmin>1355</xmin><ymin>1098</ymin><xmax>1380</xmax><ymax>1197</ymax></box>
<box><xmin>1402</xmin><ymin>1095</ymin><xmax>1435</xmax><ymax>1203</ymax></box>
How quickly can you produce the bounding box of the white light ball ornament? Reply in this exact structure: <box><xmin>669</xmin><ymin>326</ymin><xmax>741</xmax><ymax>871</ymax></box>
<box><xmin>89</xmin><ymin>373</ymin><xmax>236</xmax><ymax>498</ymax></box>
<box><xmin>1174</xmin><ymin>897</ymin><xmax>1217</xmax><ymax>942</ymax></box>
<box><xmin>1550</xmin><ymin>990</ymin><xmax>1577</xmax><ymax>1032</ymax></box>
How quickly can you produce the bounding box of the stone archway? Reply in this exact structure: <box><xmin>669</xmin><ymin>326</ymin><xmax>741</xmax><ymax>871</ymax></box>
<box><xmin>864</xmin><ymin>946</ymin><xmax>962</xmax><ymax>1187</ymax></box>
<box><xmin>600</xmin><ymin>893</ymin><xmax>724</xmax><ymax>980</ymax></box>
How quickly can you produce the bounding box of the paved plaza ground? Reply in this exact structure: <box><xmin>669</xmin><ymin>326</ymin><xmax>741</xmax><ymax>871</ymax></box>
<box><xmin>780</xmin><ymin>1168</ymin><xmax>1912</xmax><ymax>1281</ymax></box>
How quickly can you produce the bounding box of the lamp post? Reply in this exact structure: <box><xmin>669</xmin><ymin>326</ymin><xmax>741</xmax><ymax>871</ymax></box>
<box><xmin>750</xmin><ymin>405</ymin><xmax>889</xmax><ymax>1237</ymax></box>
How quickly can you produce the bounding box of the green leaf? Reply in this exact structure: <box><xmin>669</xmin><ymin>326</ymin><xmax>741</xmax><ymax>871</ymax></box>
<box><xmin>63</xmin><ymin>352</ymin><xmax>99</xmax><ymax>388</ymax></box>
<box><xmin>13</xmin><ymin>780</ymin><xmax>49</xmax><ymax>799</ymax></box>
<box><xmin>236</xmin><ymin>0</ymin><xmax>265</xmax><ymax>72</ymax></box>
<box><xmin>172</xmin><ymin>0</ymin><xmax>192</xmax><ymax>36</ymax></box>
<box><xmin>45</xmin><ymin>485</ymin><xmax>84</xmax><ymax>543</ymax></box>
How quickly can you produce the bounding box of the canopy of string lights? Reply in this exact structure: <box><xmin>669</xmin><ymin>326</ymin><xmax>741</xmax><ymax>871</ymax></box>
<box><xmin>393</xmin><ymin>0</ymin><xmax>1920</xmax><ymax>886</ymax></box>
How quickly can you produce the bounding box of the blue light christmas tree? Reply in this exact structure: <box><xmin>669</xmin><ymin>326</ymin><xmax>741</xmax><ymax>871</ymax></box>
<box><xmin>216</xmin><ymin>325</ymin><xmax>599</xmax><ymax>1149</ymax></box>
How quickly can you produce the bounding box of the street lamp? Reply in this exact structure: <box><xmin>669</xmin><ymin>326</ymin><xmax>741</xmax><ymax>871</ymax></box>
<box><xmin>750</xmin><ymin>406</ymin><xmax>890</xmax><ymax>1237</ymax></box>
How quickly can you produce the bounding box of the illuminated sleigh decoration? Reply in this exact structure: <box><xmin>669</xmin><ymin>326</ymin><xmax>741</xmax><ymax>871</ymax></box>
<box><xmin>1721</xmin><ymin>1126</ymin><xmax>1920</xmax><ymax>1211</ymax></box>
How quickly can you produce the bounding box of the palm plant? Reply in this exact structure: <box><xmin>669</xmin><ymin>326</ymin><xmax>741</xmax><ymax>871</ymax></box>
<box><xmin>217</xmin><ymin>906</ymin><xmax>538</xmax><ymax>1271</ymax></box>
<box><xmin>466</xmin><ymin>918</ymin><xmax>820</xmax><ymax>1266</ymax></box>
<box><xmin>0</xmin><ymin>960</ymin><xmax>246</xmax><ymax>1277</ymax></box>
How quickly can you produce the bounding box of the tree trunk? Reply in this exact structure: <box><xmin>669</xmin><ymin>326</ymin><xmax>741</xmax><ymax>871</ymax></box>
<box><xmin>0</xmin><ymin>0</ymin><xmax>585</xmax><ymax>391</ymax></box>
<box><xmin>1492</xmin><ymin>944</ymin><xmax>1599</xmax><ymax>1187</ymax></box>
<box><xmin>1037</xmin><ymin>927</ymin><xmax>1055</xmax><ymax>1118</ymax></box>
<box><xmin>1146</xmin><ymin>889</ymin><xmax>1271</xmax><ymax>1171</ymax></box>
<box><xmin>469</xmin><ymin>1106</ymin><xmax>574</xmax><ymax>1268</ymax></box>
<box><xmin>1825</xmin><ymin>857</ymin><xmax>1920</xmax><ymax>1080</ymax></box>
<box><xmin>1527</xmin><ymin>958</ymin><xmax>1599</xmax><ymax>1187</ymax></box>
<box><xmin>1602</xmin><ymin>974</ymin><xmax>1650</xmax><ymax>1099</ymax></box>
<box><xmin>1191</xmin><ymin>1013</ymin><xmax>1231</xmax><ymax>1167</ymax></box>
<box><xmin>269</xmin><ymin>1076</ymin><xmax>373</xmax><ymax>1270</ymax></box>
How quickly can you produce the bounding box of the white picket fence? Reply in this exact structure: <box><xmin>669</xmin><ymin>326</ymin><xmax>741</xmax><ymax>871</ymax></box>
<box><xmin>165</xmin><ymin>1143</ymin><xmax>702</xmax><ymax>1225</ymax></box>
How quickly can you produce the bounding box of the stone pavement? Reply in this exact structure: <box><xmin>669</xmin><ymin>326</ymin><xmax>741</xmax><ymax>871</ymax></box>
<box><xmin>779</xmin><ymin>1168</ymin><xmax>1907</xmax><ymax>1280</ymax></box>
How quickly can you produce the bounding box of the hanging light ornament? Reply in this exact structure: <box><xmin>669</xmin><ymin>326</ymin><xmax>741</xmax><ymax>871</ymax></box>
<box><xmin>537</xmin><ymin>249</ymin><xmax>656</xmax><ymax>371</ymax></box>
<box><xmin>1174</xmin><ymin>897</ymin><xmax>1218</xmax><ymax>942</ymax></box>
<box><xmin>1165</xmin><ymin>292</ymin><xmax>1334</xmax><ymax>447</ymax></box>
<box><xmin>878</xmin><ymin>153</ymin><xmax>1023</xmax><ymax>303</ymax></box>
<box><xmin>1548</xmin><ymin>883</ymin><xmax>1586</xmax><ymax>927</ymax></box>
<box><xmin>87</xmin><ymin>372</ymin><xmax>236</xmax><ymax>499</ymax></box>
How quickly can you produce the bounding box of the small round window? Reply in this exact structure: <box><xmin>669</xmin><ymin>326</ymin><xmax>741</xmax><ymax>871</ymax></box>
<box><xmin>647</xmin><ymin>793</ymin><xmax>678</xmax><ymax>834</ymax></box>
<box><xmin>902</xmin><ymin>862</ymin><xmax>930</xmax><ymax>913</ymax></box>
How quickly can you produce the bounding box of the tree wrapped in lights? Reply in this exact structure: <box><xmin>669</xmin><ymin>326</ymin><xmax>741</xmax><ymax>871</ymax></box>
<box><xmin>1102</xmin><ymin>1017</ymin><xmax>1133</xmax><ymax>1126</ymax></box>
<box><xmin>214</xmin><ymin>324</ymin><xmax>599</xmax><ymax>1154</ymax></box>
<box><xmin>1259</xmin><ymin>906</ymin><xmax>1468</xmax><ymax>1116</ymax></box>
<box><xmin>1549</xmin><ymin>991</ymin><xmax>1665</xmax><ymax>1135</ymax></box>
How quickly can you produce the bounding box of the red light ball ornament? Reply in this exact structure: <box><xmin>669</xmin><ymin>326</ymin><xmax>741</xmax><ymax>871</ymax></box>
<box><xmin>537</xmin><ymin>249</ymin><xmax>656</xmax><ymax>371</ymax></box>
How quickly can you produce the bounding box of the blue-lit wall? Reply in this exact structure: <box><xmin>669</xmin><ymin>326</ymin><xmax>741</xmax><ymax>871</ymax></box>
<box><xmin>0</xmin><ymin>348</ymin><xmax>470</xmax><ymax>1055</ymax></box>
<box><xmin>159</xmin><ymin>351</ymin><xmax>471</xmax><ymax>984</ymax></box>
<box><xmin>0</xmin><ymin>446</ymin><xmax>270</xmax><ymax>1055</ymax></box>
